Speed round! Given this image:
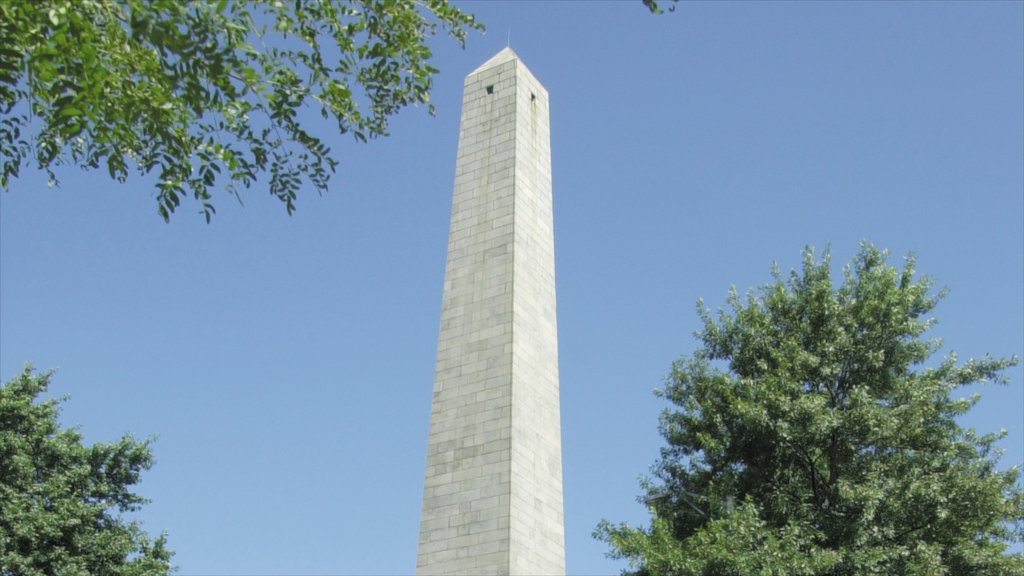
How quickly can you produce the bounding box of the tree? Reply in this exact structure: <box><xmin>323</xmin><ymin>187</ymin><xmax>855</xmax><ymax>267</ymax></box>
<box><xmin>597</xmin><ymin>244</ymin><xmax>1024</xmax><ymax>575</ymax></box>
<box><xmin>0</xmin><ymin>367</ymin><xmax>172</xmax><ymax>575</ymax></box>
<box><xmin>0</xmin><ymin>0</ymin><xmax>481</xmax><ymax>221</ymax></box>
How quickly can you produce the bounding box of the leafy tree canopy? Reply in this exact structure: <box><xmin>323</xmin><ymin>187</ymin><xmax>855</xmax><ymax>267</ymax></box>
<box><xmin>598</xmin><ymin>244</ymin><xmax>1023</xmax><ymax>575</ymax></box>
<box><xmin>0</xmin><ymin>367</ymin><xmax>171</xmax><ymax>575</ymax></box>
<box><xmin>0</xmin><ymin>0</ymin><xmax>481</xmax><ymax>221</ymax></box>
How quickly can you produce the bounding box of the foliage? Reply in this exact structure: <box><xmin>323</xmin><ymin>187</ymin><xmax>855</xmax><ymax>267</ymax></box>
<box><xmin>642</xmin><ymin>0</ymin><xmax>678</xmax><ymax>14</ymax></box>
<box><xmin>0</xmin><ymin>0</ymin><xmax>481</xmax><ymax>221</ymax></box>
<box><xmin>597</xmin><ymin>244</ymin><xmax>1024</xmax><ymax>575</ymax></box>
<box><xmin>0</xmin><ymin>367</ymin><xmax>171</xmax><ymax>575</ymax></box>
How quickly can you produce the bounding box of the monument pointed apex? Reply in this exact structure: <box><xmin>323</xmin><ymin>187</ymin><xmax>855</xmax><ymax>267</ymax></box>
<box><xmin>469</xmin><ymin>47</ymin><xmax>519</xmax><ymax>75</ymax></box>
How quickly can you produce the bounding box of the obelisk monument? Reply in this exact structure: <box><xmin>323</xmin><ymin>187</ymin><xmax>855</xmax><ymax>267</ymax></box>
<box><xmin>416</xmin><ymin>48</ymin><xmax>565</xmax><ymax>575</ymax></box>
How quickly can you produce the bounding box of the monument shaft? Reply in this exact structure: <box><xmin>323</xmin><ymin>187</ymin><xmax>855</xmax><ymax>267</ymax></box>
<box><xmin>416</xmin><ymin>49</ymin><xmax>564</xmax><ymax>575</ymax></box>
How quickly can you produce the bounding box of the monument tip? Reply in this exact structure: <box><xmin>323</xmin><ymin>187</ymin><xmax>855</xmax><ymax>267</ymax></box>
<box><xmin>470</xmin><ymin>46</ymin><xmax>519</xmax><ymax>75</ymax></box>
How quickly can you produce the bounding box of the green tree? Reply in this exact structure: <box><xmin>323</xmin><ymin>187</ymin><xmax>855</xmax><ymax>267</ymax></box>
<box><xmin>0</xmin><ymin>367</ymin><xmax>171</xmax><ymax>575</ymax></box>
<box><xmin>0</xmin><ymin>0</ymin><xmax>481</xmax><ymax>221</ymax></box>
<box><xmin>597</xmin><ymin>244</ymin><xmax>1024</xmax><ymax>575</ymax></box>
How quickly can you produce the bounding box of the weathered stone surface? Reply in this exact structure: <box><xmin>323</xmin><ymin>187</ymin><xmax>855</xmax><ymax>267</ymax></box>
<box><xmin>416</xmin><ymin>48</ymin><xmax>564</xmax><ymax>575</ymax></box>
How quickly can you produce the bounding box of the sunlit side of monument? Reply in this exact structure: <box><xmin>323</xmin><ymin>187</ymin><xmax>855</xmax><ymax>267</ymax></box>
<box><xmin>416</xmin><ymin>48</ymin><xmax>565</xmax><ymax>575</ymax></box>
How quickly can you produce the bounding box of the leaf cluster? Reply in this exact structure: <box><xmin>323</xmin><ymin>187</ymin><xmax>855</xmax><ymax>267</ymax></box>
<box><xmin>642</xmin><ymin>0</ymin><xmax>679</xmax><ymax>14</ymax></box>
<box><xmin>598</xmin><ymin>244</ymin><xmax>1023</xmax><ymax>575</ymax></box>
<box><xmin>0</xmin><ymin>0</ymin><xmax>481</xmax><ymax>220</ymax></box>
<box><xmin>0</xmin><ymin>367</ymin><xmax>171</xmax><ymax>575</ymax></box>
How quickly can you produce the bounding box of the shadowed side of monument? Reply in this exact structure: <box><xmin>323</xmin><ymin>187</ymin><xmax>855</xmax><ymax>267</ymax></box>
<box><xmin>416</xmin><ymin>48</ymin><xmax>564</xmax><ymax>576</ymax></box>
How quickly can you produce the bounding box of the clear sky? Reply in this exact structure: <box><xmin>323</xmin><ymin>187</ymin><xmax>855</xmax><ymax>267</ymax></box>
<box><xmin>1</xmin><ymin>1</ymin><xmax>1022</xmax><ymax>574</ymax></box>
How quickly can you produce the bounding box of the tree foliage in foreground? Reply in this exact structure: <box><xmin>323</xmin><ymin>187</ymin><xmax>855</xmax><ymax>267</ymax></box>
<box><xmin>598</xmin><ymin>244</ymin><xmax>1023</xmax><ymax>575</ymax></box>
<box><xmin>0</xmin><ymin>0</ymin><xmax>481</xmax><ymax>221</ymax></box>
<box><xmin>642</xmin><ymin>0</ymin><xmax>678</xmax><ymax>14</ymax></box>
<box><xmin>0</xmin><ymin>367</ymin><xmax>171</xmax><ymax>575</ymax></box>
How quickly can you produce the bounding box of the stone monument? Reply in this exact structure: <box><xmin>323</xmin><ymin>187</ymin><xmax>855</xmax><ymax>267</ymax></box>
<box><xmin>416</xmin><ymin>48</ymin><xmax>565</xmax><ymax>575</ymax></box>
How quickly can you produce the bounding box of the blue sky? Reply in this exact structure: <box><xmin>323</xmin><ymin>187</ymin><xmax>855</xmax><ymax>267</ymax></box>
<box><xmin>1</xmin><ymin>1</ymin><xmax>1022</xmax><ymax>574</ymax></box>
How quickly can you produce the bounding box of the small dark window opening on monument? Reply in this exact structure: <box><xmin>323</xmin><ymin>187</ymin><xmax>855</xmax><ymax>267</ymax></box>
<box><xmin>485</xmin><ymin>85</ymin><xmax>494</xmax><ymax>95</ymax></box>
<box><xmin>531</xmin><ymin>92</ymin><xmax>536</xmax><ymax>102</ymax></box>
